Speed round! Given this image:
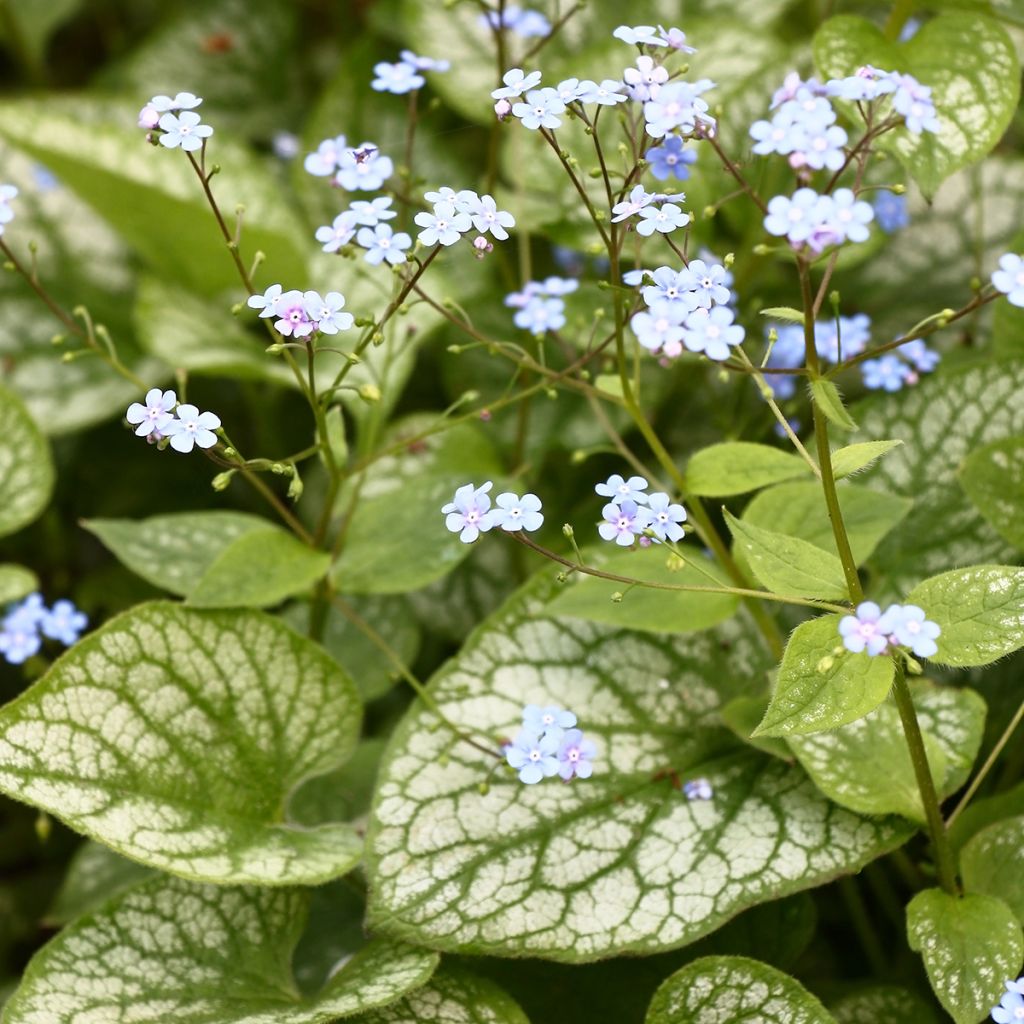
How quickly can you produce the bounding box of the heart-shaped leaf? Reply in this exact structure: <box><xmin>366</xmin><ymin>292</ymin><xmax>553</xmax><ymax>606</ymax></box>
<box><xmin>960</xmin><ymin>817</ymin><xmax>1024</xmax><ymax>923</ymax></box>
<box><xmin>0</xmin><ymin>603</ymin><xmax>363</xmax><ymax>884</ymax></box>
<box><xmin>958</xmin><ymin>437</ymin><xmax>1024</xmax><ymax>551</ymax></box>
<box><xmin>0</xmin><ymin>381</ymin><xmax>54</xmax><ymax>538</ymax></box>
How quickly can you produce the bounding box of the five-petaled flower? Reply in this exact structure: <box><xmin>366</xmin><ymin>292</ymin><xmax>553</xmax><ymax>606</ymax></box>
<box><xmin>164</xmin><ymin>404</ymin><xmax>221</xmax><ymax>454</ymax></box>
<box><xmin>157</xmin><ymin>110</ymin><xmax>213</xmax><ymax>151</ymax></box>
<box><xmin>442</xmin><ymin>481</ymin><xmax>495</xmax><ymax>543</ymax></box>
<box><xmin>505</xmin><ymin>730</ymin><xmax>561</xmax><ymax>784</ymax></box>
<box><xmin>491</xmin><ymin>492</ymin><xmax>544</xmax><ymax>532</ymax></box>
<box><xmin>126</xmin><ymin>388</ymin><xmax>177</xmax><ymax>439</ymax></box>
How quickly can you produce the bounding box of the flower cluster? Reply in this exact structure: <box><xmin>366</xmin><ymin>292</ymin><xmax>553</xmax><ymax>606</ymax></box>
<box><xmin>247</xmin><ymin>285</ymin><xmax>354</xmax><ymax>338</ymax></box>
<box><xmin>991</xmin><ymin>976</ymin><xmax>1024</xmax><ymax>1023</ymax></box>
<box><xmin>992</xmin><ymin>252</ymin><xmax>1024</xmax><ymax>308</ymax></box>
<box><xmin>628</xmin><ymin>260</ymin><xmax>743</xmax><ymax>362</ymax></box>
<box><xmin>126</xmin><ymin>388</ymin><xmax>221</xmax><ymax>454</ymax></box>
<box><xmin>750</xmin><ymin>78</ymin><xmax>848</xmax><ymax>171</ymax></box>
<box><xmin>479</xmin><ymin>5</ymin><xmax>551</xmax><ymax>38</ymax></box>
<box><xmin>442</xmin><ymin>482</ymin><xmax>544</xmax><ymax>543</ymax></box>
<box><xmin>839</xmin><ymin>601</ymin><xmax>941</xmax><ymax>659</ymax></box>
<box><xmin>861</xmin><ymin>339</ymin><xmax>939</xmax><ymax>392</ymax></box>
<box><xmin>492</xmin><ymin>68</ymin><xmax>628</xmax><ymax>130</ymax></box>
<box><xmin>1</xmin><ymin>593</ymin><xmax>87</xmax><ymax>665</ymax></box>
<box><xmin>371</xmin><ymin>50</ymin><xmax>449</xmax><ymax>95</ymax></box>
<box><xmin>304</xmin><ymin>134</ymin><xmax>394</xmax><ymax>192</ymax></box>
<box><xmin>683</xmin><ymin>777</ymin><xmax>713</xmax><ymax>801</ymax></box>
<box><xmin>0</xmin><ymin>183</ymin><xmax>17</xmax><ymax>236</ymax></box>
<box><xmin>505</xmin><ymin>705</ymin><xmax>596</xmax><ymax>784</ymax></box>
<box><xmin>415</xmin><ymin>187</ymin><xmax>515</xmax><ymax>250</ymax></box>
<box><xmin>595</xmin><ymin>473</ymin><xmax>687</xmax><ymax>546</ymax></box>
<box><xmin>613</xmin><ymin>24</ymin><xmax>696</xmax><ymax>51</ymax></box>
<box><xmin>505</xmin><ymin>276</ymin><xmax>578</xmax><ymax>335</ymax></box>
<box><xmin>764</xmin><ymin>187</ymin><xmax>874</xmax><ymax>252</ymax></box>
<box><xmin>137</xmin><ymin>92</ymin><xmax>213</xmax><ymax>151</ymax></box>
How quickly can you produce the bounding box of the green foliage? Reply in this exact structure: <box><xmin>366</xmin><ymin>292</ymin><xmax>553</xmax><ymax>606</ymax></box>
<box><xmin>811</xmin><ymin>378</ymin><xmax>858</xmax><ymax>431</ymax></box>
<box><xmin>958</xmin><ymin>436</ymin><xmax>1024</xmax><ymax>550</ymax></box>
<box><xmin>45</xmin><ymin>841</ymin><xmax>153</xmax><ymax>926</ymax></box>
<box><xmin>830</xmin><ymin>440</ymin><xmax>903</xmax><ymax>479</ymax></box>
<box><xmin>0</xmin><ymin>382</ymin><xmax>54</xmax><ymax>538</ymax></box>
<box><xmin>0</xmin><ymin>565</ymin><xmax>38</xmax><ymax>605</ymax></box>
<box><xmin>829</xmin><ymin>986</ymin><xmax>940</xmax><ymax>1024</ymax></box>
<box><xmin>960</xmin><ymin>817</ymin><xmax>1024</xmax><ymax>923</ymax></box>
<box><xmin>906</xmin><ymin>888</ymin><xmax>1024</xmax><ymax>1024</ymax></box>
<box><xmin>685</xmin><ymin>442</ymin><xmax>811</xmax><ymax>496</ymax></box>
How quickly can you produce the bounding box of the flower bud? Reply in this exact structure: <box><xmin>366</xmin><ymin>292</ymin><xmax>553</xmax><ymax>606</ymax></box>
<box><xmin>358</xmin><ymin>383</ymin><xmax>381</xmax><ymax>403</ymax></box>
<box><xmin>494</xmin><ymin>99</ymin><xmax>512</xmax><ymax>121</ymax></box>
<box><xmin>211</xmin><ymin>470</ymin><xmax>236</xmax><ymax>491</ymax></box>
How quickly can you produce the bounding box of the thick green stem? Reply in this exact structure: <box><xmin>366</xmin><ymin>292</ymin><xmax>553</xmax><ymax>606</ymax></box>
<box><xmin>892</xmin><ymin>664</ymin><xmax>959</xmax><ymax>895</ymax></box>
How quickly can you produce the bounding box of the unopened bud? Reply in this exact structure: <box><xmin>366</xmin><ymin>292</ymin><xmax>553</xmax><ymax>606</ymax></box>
<box><xmin>138</xmin><ymin>104</ymin><xmax>160</xmax><ymax>129</ymax></box>
<box><xmin>892</xmin><ymin>183</ymin><xmax>906</xmax><ymax>194</ymax></box>
<box><xmin>817</xmin><ymin>655</ymin><xmax>835</xmax><ymax>673</ymax></box>
<box><xmin>753</xmin><ymin>243</ymin><xmax>772</xmax><ymax>255</ymax></box>
<box><xmin>477</xmin><ymin>781</ymin><xmax>490</xmax><ymax>795</ymax></box>
<box><xmin>724</xmin><ymin>252</ymin><xmax>735</xmax><ymax>268</ymax></box>
<box><xmin>231</xmin><ymin>302</ymin><xmax>244</xmax><ymax>316</ymax></box>
<box><xmin>50</xmin><ymin>334</ymin><xmax>64</xmax><ymax>345</ymax></box>
<box><xmin>494</xmin><ymin>99</ymin><xmax>512</xmax><ymax>121</ymax></box>
<box><xmin>611</xmin><ymin>591</ymin><xmax>624</xmax><ymax>603</ymax></box>
<box><xmin>211</xmin><ymin>470</ymin><xmax>236</xmax><ymax>491</ymax></box>
<box><xmin>270</xmin><ymin>462</ymin><xmax>288</xmax><ymax>475</ymax></box>
<box><xmin>266</xmin><ymin>343</ymin><xmax>284</xmax><ymax>355</ymax></box>
<box><xmin>905</xmin><ymin>656</ymin><xmax>923</xmax><ymax>675</ymax></box>
<box><xmin>702</xmin><ymin>205</ymin><xmax>716</xmax><ymax>219</ymax></box>
<box><xmin>472</xmin><ymin>235</ymin><xmax>493</xmax><ymax>258</ymax></box>
<box><xmin>562</xmin><ymin>523</ymin><xmax>575</xmax><ymax>539</ymax></box>
<box><xmin>358</xmin><ymin>383</ymin><xmax>381</xmax><ymax>403</ymax></box>
<box><xmin>35</xmin><ymin>812</ymin><xmax>51</xmax><ymax>844</ymax></box>
<box><xmin>287</xmin><ymin>471</ymin><xmax>303</xmax><ymax>501</ymax></box>
<box><xmin>556</xmin><ymin>572</ymin><xmax>569</xmax><ymax>583</ymax></box>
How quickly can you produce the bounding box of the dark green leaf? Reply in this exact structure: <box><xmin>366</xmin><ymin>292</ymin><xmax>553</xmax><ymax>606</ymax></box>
<box><xmin>958</xmin><ymin>436</ymin><xmax>1024</xmax><ymax>550</ymax></box>
<box><xmin>961</xmin><ymin>817</ymin><xmax>1024</xmax><ymax>923</ymax></box>
<box><xmin>686</xmin><ymin>442</ymin><xmax>811</xmax><ymax>496</ymax></box>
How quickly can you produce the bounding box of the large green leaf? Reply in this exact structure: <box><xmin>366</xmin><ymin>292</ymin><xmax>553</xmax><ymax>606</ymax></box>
<box><xmin>949</xmin><ymin>781</ymin><xmax>1024</xmax><ymax>858</ymax></box>
<box><xmin>905</xmin><ymin>565</ymin><xmax>1024</xmax><ymax>667</ymax></box>
<box><xmin>755</xmin><ymin>616</ymin><xmax>895</xmax><ymax>737</ymax></box>
<box><xmin>725</xmin><ymin>511</ymin><xmax>848</xmax><ymax>600</ymax></box>
<box><xmin>545</xmin><ymin>544</ymin><xmax>739</xmax><ymax>634</ymax></box>
<box><xmin>187</xmin><ymin>528</ymin><xmax>330</xmax><ymax>609</ymax></box>
<box><xmin>365</xmin><ymin>575</ymin><xmax>911</xmax><ymax>961</ymax></box>
<box><xmin>958</xmin><ymin>436</ymin><xmax>1024</xmax><ymax>550</ymax></box>
<box><xmin>645</xmin><ymin>956</ymin><xmax>835</xmax><ymax>1024</ymax></box>
<box><xmin>961</xmin><ymin>817</ymin><xmax>1024</xmax><ymax>923</ymax></box>
<box><xmin>852</xmin><ymin>360</ymin><xmax>1024</xmax><ymax>595</ymax></box>
<box><xmin>685</xmin><ymin>442</ymin><xmax>811</xmax><ymax>497</ymax></box>
<box><xmin>4</xmin><ymin>874</ymin><xmax>438</xmax><ymax>1024</ymax></box>
<box><xmin>331</xmin><ymin>418</ymin><xmax>506</xmax><ymax>594</ymax></box>
<box><xmin>0</xmin><ymin>98</ymin><xmax>306</xmax><ymax>296</ymax></box>
<box><xmin>45</xmin><ymin>840</ymin><xmax>153</xmax><ymax>926</ymax></box>
<box><xmin>0</xmin><ymin>381</ymin><xmax>54</xmax><ymax>538</ymax></box>
<box><xmin>829</xmin><ymin>986</ymin><xmax>940</xmax><ymax>1024</ymax></box>
<box><xmin>0</xmin><ymin>566</ymin><xmax>38</xmax><ymax>607</ymax></box>
<box><xmin>0</xmin><ymin>603</ymin><xmax>363</xmax><ymax>884</ymax></box>
<box><xmin>83</xmin><ymin>511</ymin><xmax>270</xmax><ymax>597</ymax></box>
<box><xmin>906</xmin><ymin>888</ymin><xmax>1024</xmax><ymax>1024</ymax></box>
<box><xmin>741</xmin><ymin>482</ymin><xmax>912</xmax><ymax>567</ymax></box>
<box><xmin>813</xmin><ymin>13</ymin><xmax>1020</xmax><ymax>197</ymax></box>
<box><xmin>787</xmin><ymin>683</ymin><xmax>985</xmax><ymax>822</ymax></box>
<box><xmin>352</xmin><ymin>968</ymin><xmax>529</xmax><ymax>1024</ymax></box>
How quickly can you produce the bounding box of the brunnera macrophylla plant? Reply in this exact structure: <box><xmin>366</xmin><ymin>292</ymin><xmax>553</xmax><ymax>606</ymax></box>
<box><xmin>1</xmin><ymin>2</ymin><xmax>1024</xmax><ymax>1022</ymax></box>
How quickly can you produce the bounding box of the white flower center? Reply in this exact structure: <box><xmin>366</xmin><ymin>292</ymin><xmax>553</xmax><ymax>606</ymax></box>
<box><xmin>529</xmin><ymin>750</ymin><xmax>541</xmax><ymax>761</ymax></box>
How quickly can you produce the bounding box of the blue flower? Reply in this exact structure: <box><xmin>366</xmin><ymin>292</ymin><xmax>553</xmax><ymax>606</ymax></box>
<box><xmin>824</xmin><ymin>66</ymin><xmax>895</xmax><ymax>102</ymax></box>
<box><xmin>492</xmin><ymin>492</ymin><xmax>544</xmax><ymax>531</ymax></box>
<box><xmin>491</xmin><ymin>68</ymin><xmax>542</xmax><ymax>100</ymax></box>
<box><xmin>596</xmin><ymin>473</ymin><xmax>649</xmax><ymax>505</ymax></box>
<box><xmin>749</xmin><ymin>108</ymin><xmax>803</xmax><ymax>156</ymax></box>
<box><xmin>613</xmin><ymin>24</ymin><xmax>662</xmax><ymax>46</ymax></box>
<box><xmin>481</xmin><ymin>6</ymin><xmax>550</xmax><ymax>38</ymax></box>
<box><xmin>646</xmin><ymin>492</ymin><xmax>687</xmax><ymax>542</ymax></box>
<box><xmin>505</xmin><ymin>729</ymin><xmax>561</xmax><ymax>784</ymax></box>
<box><xmin>424</xmin><ymin>186</ymin><xmax>479</xmax><ymax>213</ymax></box>
<box><xmin>415</xmin><ymin>201</ymin><xmax>473</xmax><ymax>246</ymax></box>
<box><xmin>304</xmin><ymin>134</ymin><xmax>347</xmax><ymax>177</ymax></box>
<box><xmin>442</xmin><ymin>481</ymin><xmax>495</xmax><ymax>543</ymax></box>
<box><xmin>684</xmin><ymin>259</ymin><xmax>730</xmax><ymax>309</ymax></box>
<box><xmin>247</xmin><ymin>283</ymin><xmax>283</xmax><ymax>317</ymax></box>
<box><xmin>646</xmin><ymin>136</ymin><xmax>696</xmax><ymax>181</ymax></box>
<box><xmin>372</xmin><ymin>61</ymin><xmax>424</xmax><ymax>94</ymax></box>
<box><xmin>658</xmin><ymin>26</ymin><xmax>696</xmax><ymax>52</ymax></box>
<box><xmin>272</xmin><ymin>289</ymin><xmax>314</xmax><ymax>338</ymax></box>
<box><xmin>148</xmin><ymin>91</ymin><xmax>202</xmax><ymax>113</ymax></box>
<box><xmin>513</xmin><ymin>296</ymin><xmax>565</xmax><ymax>334</ymax></box>
<box><xmin>512</xmin><ymin>88</ymin><xmax>566</xmax><ymax>130</ymax></box>
<box><xmin>611</xmin><ymin>185</ymin><xmax>661</xmax><ymax>223</ymax></box>
<box><xmin>623</xmin><ymin>56</ymin><xmax>669</xmax><ymax>102</ymax></box>
<box><xmin>815</xmin><ymin>313</ymin><xmax>871</xmax><ymax>362</ymax></box>
<box><xmin>839</xmin><ymin>601</ymin><xmax>896</xmax><ymax>656</ymax></box>
<box><xmin>764</xmin><ymin>188</ymin><xmax>827</xmax><ymax>247</ymax></box>
<box><xmin>683</xmin><ymin>777</ymin><xmax>713</xmax><ymax>800</ymax></box>
<box><xmin>631</xmin><ymin>304</ymin><xmax>687</xmax><ymax>357</ymax></box>
<box><xmin>636</xmin><ymin>202</ymin><xmax>690</xmax><ymax>236</ymax></box>
<box><xmin>157</xmin><ymin>111</ymin><xmax>213</xmax><ymax>151</ymax></box>
<box><xmin>599</xmin><ymin>499</ymin><xmax>651</xmax><ymax>546</ymax></box>
<box><xmin>828</xmin><ymin>188</ymin><xmax>874</xmax><ymax>244</ymax></box>
<box><xmin>641</xmin><ymin>267</ymin><xmax>698</xmax><ymax>308</ymax></box>
<box><xmin>873</xmin><ymin>191</ymin><xmax>908</xmax><ymax>233</ymax></box>
<box><xmin>643</xmin><ymin>80</ymin><xmax>716</xmax><ymax>138</ymax></box>
<box><xmin>900</xmin><ymin>339</ymin><xmax>940</xmax><ymax>373</ymax></box>
<box><xmin>888</xmin><ymin>604</ymin><xmax>941</xmax><ymax>658</ymax></box>
<box><xmin>992</xmin><ymin>253</ymin><xmax>1024</xmax><ymax>307</ymax></box>
<box><xmin>466</xmin><ymin>194</ymin><xmax>515</xmax><ymax>240</ymax></box>
<box><xmin>0</xmin><ymin>184</ymin><xmax>18</xmax><ymax>235</ymax></box>
<box><xmin>683</xmin><ymin>306</ymin><xmax>745</xmax><ymax>361</ymax></box>
<box><xmin>272</xmin><ymin>132</ymin><xmax>299</xmax><ymax>160</ymax></box>
<box><xmin>335</xmin><ymin>144</ymin><xmax>393</xmax><ymax>191</ymax></box>
<box><xmin>794</xmin><ymin>122</ymin><xmax>848</xmax><ymax>172</ymax></box>
<box><xmin>348</xmin><ymin>197</ymin><xmax>397</xmax><ymax>226</ymax></box>
<box><xmin>357</xmin><ymin>224</ymin><xmax>411</xmax><ymax>265</ymax></box>
<box><xmin>400</xmin><ymin>49</ymin><xmax>450</xmax><ymax>73</ymax></box>
<box><xmin>890</xmin><ymin>73</ymin><xmax>940</xmax><ymax>135</ymax></box>
<box><xmin>862</xmin><ymin>354</ymin><xmax>911</xmax><ymax>391</ymax></box>
<box><xmin>315</xmin><ymin>213</ymin><xmax>358</xmax><ymax>253</ymax></box>
<box><xmin>523</xmin><ymin>705</ymin><xmax>576</xmax><ymax>733</ymax></box>
<box><xmin>164</xmin><ymin>405</ymin><xmax>221</xmax><ymax>454</ymax></box>
<box><xmin>992</xmin><ymin>977</ymin><xmax>1024</xmax><ymax>1024</ymax></box>
<box><xmin>0</xmin><ymin>597</ymin><xmax>44</xmax><ymax>665</ymax></box>
<box><xmin>126</xmin><ymin>388</ymin><xmax>177</xmax><ymax>439</ymax></box>
<box><xmin>622</xmin><ymin>269</ymin><xmax>652</xmax><ymax>286</ymax></box>
<box><xmin>577</xmin><ymin>79</ymin><xmax>628</xmax><ymax>106</ymax></box>
<box><xmin>41</xmin><ymin>600</ymin><xmax>87</xmax><ymax>646</ymax></box>
<box><xmin>304</xmin><ymin>291</ymin><xmax>354</xmax><ymax>334</ymax></box>
<box><xmin>558</xmin><ymin>729</ymin><xmax>597</xmax><ymax>780</ymax></box>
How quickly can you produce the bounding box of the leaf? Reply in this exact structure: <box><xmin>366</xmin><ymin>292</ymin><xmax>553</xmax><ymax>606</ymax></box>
<box><xmin>830</xmin><ymin>440</ymin><xmax>903</xmax><ymax>479</ymax></box>
<box><xmin>644</xmin><ymin>956</ymin><xmax>835</xmax><ymax>1024</ymax></box>
<box><xmin>725</xmin><ymin>510</ymin><xmax>848</xmax><ymax>599</ymax></box>
<box><xmin>949</xmin><ymin>781</ymin><xmax>1024</xmax><ymax>858</ymax></box>
<box><xmin>852</xmin><ymin>360</ymin><xmax>1024</xmax><ymax>594</ymax></box>
<box><xmin>961</xmin><ymin>817</ymin><xmax>1024</xmax><ymax>923</ymax></box>
<box><xmin>0</xmin><ymin>97</ymin><xmax>307</xmax><ymax>295</ymax></box>
<box><xmin>4</xmin><ymin>874</ymin><xmax>438</xmax><ymax>1024</ymax></box>
<box><xmin>0</xmin><ymin>565</ymin><xmax>38</xmax><ymax>606</ymax></box>
<box><xmin>0</xmin><ymin>0</ymin><xmax>82</xmax><ymax>66</ymax></box>
<box><xmin>905</xmin><ymin>565</ymin><xmax>1024</xmax><ymax>667</ymax></box>
<box><xmin>187</xmin><ymin>528</ymin><xmax>330</xmax><ymax>609</ymax></box>
<box><xmin>134</xmin><ymin>276</ymin><xmax>297</xmax><ymax>387</ymax></box>
<box><xmin>288</xmin><ymin>738</ymin><xmax>386</xmax><ymax>831</ymax></box>
<box><xmin>829</xmin><ymin>986</ymin><xmax>941</xmax><ymax>1024</ymax></box>
<box><xmin>351</xmin><ymin>967</ymin><xmax>530</xmax><ymax>1024</ymax></box>
<box><xmin>331</xmin><ymin>418</ymin><xmax>506</xmax><ymax>594</ymax></box>
<box><xmin>545</xmin><ymin>544</ymin><xmax>739</xmax><ymax>634</ymax></box>
<box><xmin>958</xmin><ymin>436</ymin><xmax>1024</xmax><ymax>550</ymax></box>
<box><xmin>719</xmin><ymin>695</ymin><xmax>793</xmax><ymax>762</ymax></box>
<box><xmin>365</xmin><ymin>575</ymin><xmax>912</xmax><ymax>961</ymax></box>
<box><xmin>787</xmin><ymin>682</ymin><xmax>986</xmax><ymax>822</ymax></box>
<box><xmin>83</xmin><ymin>511</ymin><xmax>270</xmax><ymax>596</ymax></box>
<box><xmin>761</xmin><ymin>307</ymin><xmax>806</xmax><ymax>323</ymax></box>
<box><xmin>906</xmin><ymin>888</ymin><xmax>1024</xmax><ymax>1024</ymax></box>
<box><xmin>811</xmin><ymin>378</ymin><xmax>858</xmax><ymax>431</ymax></box>
<box><xmin>813</xmin><ymin>13</ymin><xmax>1021</xmax><ymax>196</ymax></box>
<box><xmin>685</xmin><ymin>442</ymin><xmax>811</xmax><ymax>496</ymax></box>
<box><xmin>0</xmin><ymin>381</ymin><xmax>54</xmax><ymax>538</ymax></box>
<box><xmin>755</xmin><ymin>615</ymin><xmax>896</xmax><ymax>737</ymax></box>
<box><xmin>0</xmin><ymin>602</ymin><xmax>363</xmax><ymax>884</ymax></box>
<box><xmin>741</xmin><ymin>481</ymin><xmax>912</xmax><ymax>567</ymax></box>
<box><xmin>45</xmin><ymin>841</ymin><xmax>153</xmax><ymax>926</ymax></box>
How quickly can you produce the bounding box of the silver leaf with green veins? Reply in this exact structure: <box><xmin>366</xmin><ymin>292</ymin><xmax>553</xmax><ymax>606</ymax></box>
<box><xmin>366</xmin><ymin>576</ymin><xmax>911</xmax><ymax>961</ymax></box>
<box><xmin>0</xmin><ymin>603</ymin><xmax>364</xmax><ymax>885</ymax></box>
<box><xmin>3</xmin><ymin>875</ymin><xmax>438</xmax><ymax>1024</ymax></box>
